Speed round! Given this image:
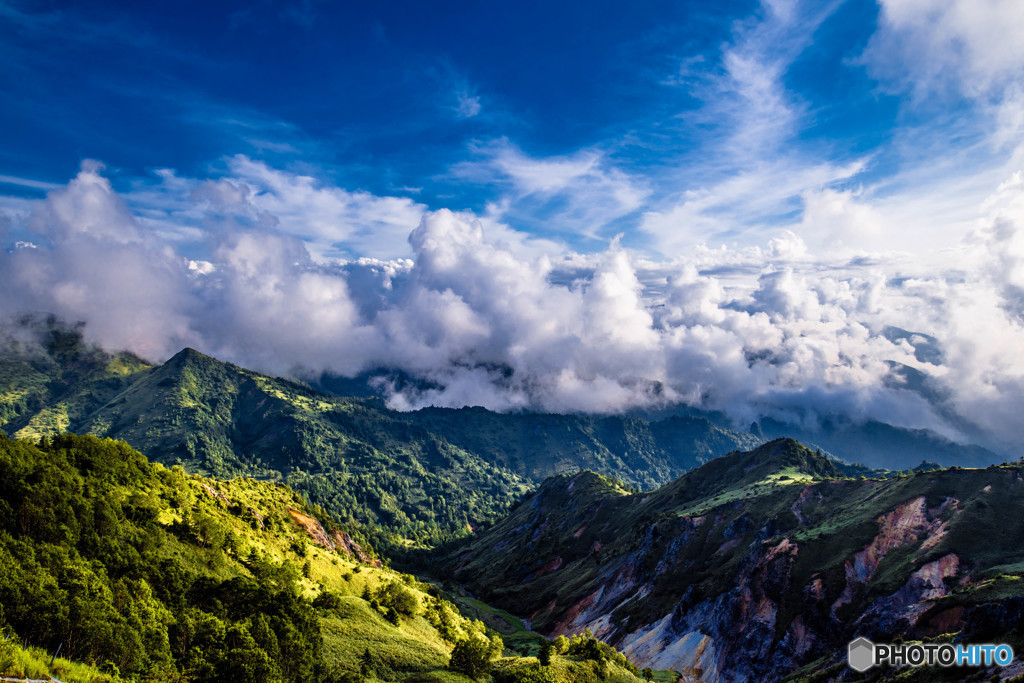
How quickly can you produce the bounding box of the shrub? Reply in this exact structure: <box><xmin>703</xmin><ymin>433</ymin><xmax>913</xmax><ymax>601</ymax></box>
<box><xmin>449</xmin><ymin>633</ymin><xmax>500</xmax><ymax>679</ymax></box>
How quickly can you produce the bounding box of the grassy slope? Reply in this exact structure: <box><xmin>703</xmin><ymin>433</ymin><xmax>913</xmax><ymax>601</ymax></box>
<box><xmin>0</xmin><ymin>432</ymin><xmax>653</xmax><ymax>683</ymax></box>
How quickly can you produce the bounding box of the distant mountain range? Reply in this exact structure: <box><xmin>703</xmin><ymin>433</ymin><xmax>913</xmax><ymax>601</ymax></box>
<box><xmin>0</xmin><ymin>318</ymin><xmax>1007</xmax><ymax>555</ymax></box>
<box><xmin>0</xmin><ymin>320</ymin><xmax>757</xmax><ymax>553</ymax></box>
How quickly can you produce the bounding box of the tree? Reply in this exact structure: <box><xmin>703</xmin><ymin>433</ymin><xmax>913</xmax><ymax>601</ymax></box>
<box><xmin>450</xmin><ymin>634</ymin><xmax>497</xmax><ymax>679</ymax></box>
<box><xmin>538</xmin><ymin>639</ymin><xmax>552</xmax><ymax>666</ymax></box>
<box><xmin>642</xmin><ymin>667</ymin><xmax>654</xmax><ymax>681</ymax></box>
<box><xmin>360</xmin><ymin>647</ymin><xmax>374</xmax><ymax>677</ymax></box>
<box><xmin>376</xmin><ymin>582</ymin><xmax>420</xmax><ymax>617</ymax></box>
<box><xmin>489</xmin><ymin>633</ymin><xmax>504</xmax><ymax>659</ymax></box>
<box><xmin>552</xmin><ymin>635</ymin><xmax>568</xmax><ymax>655</ymax></box>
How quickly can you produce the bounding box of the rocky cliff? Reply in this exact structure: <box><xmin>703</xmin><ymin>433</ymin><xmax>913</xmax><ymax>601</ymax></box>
<box><xmin>447</xmin><ymin>440</ymin><xmax>1024</xmax><ymax>681</ymax></box>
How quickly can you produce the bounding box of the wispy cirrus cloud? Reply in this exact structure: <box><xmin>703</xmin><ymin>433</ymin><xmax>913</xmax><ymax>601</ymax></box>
<box><xmin>638</xmin><ymin>0</ymin><xmax>863</xmax><ymax>256</ymax></box>
<box><xmin>452</xmin><ymin>139</ymin><xmax>648</xmax><ymax>244</ymax></box>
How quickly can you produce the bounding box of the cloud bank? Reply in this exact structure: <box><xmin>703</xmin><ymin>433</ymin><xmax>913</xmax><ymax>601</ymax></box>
<box><xmin>4</xmin><ymin>161</ymin><xmax>1024</xmax><ymax>455</ymax></box>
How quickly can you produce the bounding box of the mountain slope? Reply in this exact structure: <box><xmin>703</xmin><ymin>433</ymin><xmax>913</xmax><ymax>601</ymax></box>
<box><xmin>0</xmin><ymin>431</ymin><xmax>389</xmax><ymax>680</ymax></box>
<box><xmin>403</xmin><ymin>408</ymin><xmax>763</xmax><ymax>490</ymax></box>
<box><xmin>0</xmin><ymin>318</ymin><xmax>153</xmax><ymax>438</ymax></box>
<box><xmin>444</xmin><ymin>439</ymin><xmax>1024</xmax><ymax>681</ymax></box>
<box><xmin>0</xmin><ymin>324</ymin><xmax>760</xmax><ymax>552</ymax></box>
<box><xmin>77</xmin><ymin>346</ymin><xmax>531</xmax><ymax>550</ymax></box>
<box><xmin>0</xmin><ymin>431</ymin><xmax>654</xmax><ymax>683</ymax></box>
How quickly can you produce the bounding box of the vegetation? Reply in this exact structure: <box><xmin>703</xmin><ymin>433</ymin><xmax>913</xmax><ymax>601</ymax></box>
<box><xmin>0</xmin><ymin>431</ymin><xmax>328</xmax><ymax>680</ymax></box>
<box><xmin>0</xmin><ymin>322</ymin><xmax>759</xmax><ymax>556</ymax></box>
<box><xmin>489</xmin><ymin>629</ymin><xmax>647</xmax><ymax>683</ymax></box>
<box><xmin>0</xmin><ymin>431</ymin><xmax>652</xmax><ymax>681</ymax></box>
<box><xmin>2</xmin><ymin>319</ymin><xmax>1019</xmax><ymax>681</ymax></box>
<box><xmin>444</xmin><ymin>439</ymin><xmax>1024</xmax><ymax>679</ymax></box>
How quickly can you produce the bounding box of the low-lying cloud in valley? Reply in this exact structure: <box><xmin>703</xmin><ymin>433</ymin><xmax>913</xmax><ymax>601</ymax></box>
<box><xmin>4</xmin><ymin>160</ymin><xmax>1024</xmax><ymax>454</ymax></box>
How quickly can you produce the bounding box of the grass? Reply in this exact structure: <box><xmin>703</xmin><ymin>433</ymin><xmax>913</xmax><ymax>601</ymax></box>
<box><xmin>320</xmin><ymin>599</ymin><xmax>450</xmax><ymax>678</ymax></box>
<box><xmin>0</xmin><ymin>637</ymin><xmax>121</xmax><ymax>682</ymax></box>
<box><xmin>451</xmin><ymin>595</ymin><xmax>546</xmax><ymax>656</ymax></box>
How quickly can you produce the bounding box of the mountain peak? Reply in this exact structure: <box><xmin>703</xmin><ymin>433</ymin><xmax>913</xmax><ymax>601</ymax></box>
<box><xmin>651</xmin><ymin>438</ymin><xmax>843</xmax><ymax>510</ymax></box>
<box><xmin>733</xmin><ymin>437</ymin><xmax>843</xmax><ymax>480</ymax></box>
<box><xmin>166</xmin><ymin>347</ymin><xmax>213</xmax><ymax>365</ymax></box>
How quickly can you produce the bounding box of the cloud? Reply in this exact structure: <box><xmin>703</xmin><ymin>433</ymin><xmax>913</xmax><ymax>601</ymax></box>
<box><xmin>0</xmin><ymin>166</ymin><xmax>198</xmax><ymax>361</ymax></box>
<box><xmin>27</xmin><ymin>160</ymin><xmax>142</xmax><ymax>244</ymax></box>
<box><xmin>455</xmin><ymin>90</ymin><xmax>482</xmax><ymax>118</ymax></box>
<box><xmin>860</xmin><ymin>0</ymin><xmax>1024</xmax><ymax>186</ymax></box>
<box><xmin>7</xmin><ymin>160</ymin><xmax>1024</xmax><ymax>454</ymax></box>
<box><xmin>798</xmin><ymin>188</ymin><xmax>885</xmax><ymax>254</ymax></box>
<box><xmin>639</xmin><ymin>0</ymin><xmax>871</xmax><ymax>256</ymax></box>
<box><xmin>0</xmin><ymin>174</ymin><xmax>61</xmax><ymax>192</ymax></box>
<box><xmin>640</xmin><ymin>159</ymin><xmax>866</xmax><ymax>254</ymax></box>
<box><xmin>863</xmin><ymin>0</ymin><xmax>1024</xmax><ymax>100</ymax></box>
<box><xmin>177</xmin><ymin>156</ymin><xmax>425</xmax><ymax>261</ymax></box>
<box><xmin>453</xmin><ymin>140</ymin><xmax>649</xmax><ymax>242</ymax></box>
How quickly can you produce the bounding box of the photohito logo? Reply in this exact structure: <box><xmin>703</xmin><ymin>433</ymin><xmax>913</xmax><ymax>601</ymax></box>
<box><xmin>848</xmin><ymin>637</ymin><xmax>1014</xmax><ymax>672</ymax></box>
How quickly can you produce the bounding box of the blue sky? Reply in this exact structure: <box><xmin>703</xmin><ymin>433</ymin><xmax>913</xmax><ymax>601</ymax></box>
<box><xmin>3</xmin><ymin>0</ymin><xmax>1024</xmax><ymax>450</ymax></box>
<box><xmin>4</xmin><ymin>0</ymin><xmax>1017</xmax><ymax>258</ymax></box>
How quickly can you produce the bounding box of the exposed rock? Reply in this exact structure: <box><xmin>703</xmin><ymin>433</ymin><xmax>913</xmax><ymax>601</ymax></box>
<box><xmin>448</xmin><ymin>443</ymin><xmax>1024</xmax><ymax>682</ymax></box>
<box><xmin>331</xmin><ymin>529</ymin><xmax>382</xmax><ymax>567</ymax></box>
<box><xmin>288</xmin><ymin>508</ymin><xmax>335</xmax><ymax>549</ymax></box>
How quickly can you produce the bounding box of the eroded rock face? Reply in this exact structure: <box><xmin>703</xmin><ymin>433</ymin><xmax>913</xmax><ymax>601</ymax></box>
<box><xmin>454</xmin><ymin>458</ymin><xmax>1024</xmax><ymax>682</ymax></box>
<box><xmin>331</xmin><ymin>529</ymin><xmax>382</xmax><ymax>567</ymax></box>
<box><xmin>833</xmin><ymin>496</ymin><xmax>956</xmax><ymax>612</ymax></box>
<box><xmin>609</xmin><ymin>531</ymin><xmax>802</xmax><ymax>681</ymax></box>
<box><xmin>559</xmin><ymin>492</ymin><xmax>1007</xmax><ymax>682</ymax></box>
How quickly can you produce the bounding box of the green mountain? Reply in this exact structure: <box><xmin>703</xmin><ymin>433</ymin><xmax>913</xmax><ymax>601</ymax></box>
<box><xmin>0</xmin><ymin>431</ymin><xmax>655</xmax><ymax>683</ymax></box>
<box><xmin>757</xmin><ymin>415</ymin><xmax>1000</xmax><ymax>470</ymax></box>
<box><xmin>0</xmin><ymin>318</ymin><xmax>154</xmax><ymax>437</ymax></box>
<box><xmin>444</xmin><ymin>439</ymin><xmax>1024</xmax><ymax>681</ymax></box>
<box><xmin>401</xmin><ymin>408</ymin><xmax>762</xmax><ymax>490</ymax></box>
<box><xmin>0</xmin><ymin>323</ymin><xmax>760</xmax><ymax>553</ymax></box>
<box><xmin>5</xmin><ymin>322</ymin><xmax>1024</xmax><ymax>681</ymax></box>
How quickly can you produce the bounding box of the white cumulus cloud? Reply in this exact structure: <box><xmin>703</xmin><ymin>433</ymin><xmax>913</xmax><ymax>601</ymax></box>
<box><xmin>5</xmin><ymin>161</ymin><xmax>1024</xmax><ymax>455</ymax></box>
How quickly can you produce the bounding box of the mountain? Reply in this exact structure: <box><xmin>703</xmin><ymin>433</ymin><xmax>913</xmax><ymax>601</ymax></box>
<box><xmin>0</xmin><ymin>322</ymin><xmax>760</xmax><ymax>553</ymax></box>
<box><xmin>757</xmin><ymin>416</ymin><xmax>1001</xmax><ymax>470</ymax></box>
<box><xmin>67</xmin><ymin>344</ymin><xmax>532</xmax><ymax>551</ymax></box>
<box><xmin>401</xmin><ymin>408</ymin><xmax>762</xmax><ymax>490</ymax></box>
<box><xmin>443</xmin><ymin>439</ymin><xmax>1024</xmax><ymax>681</ymax></box>
<box><xmin>0</xmin><ymin>431</ymin><xmax>654</xmax><ymax>682</ymax></box>
<box><xmin>0</xmin><ymin>317</ymin><xmax>154</xmax><ymax>437</ymax></box>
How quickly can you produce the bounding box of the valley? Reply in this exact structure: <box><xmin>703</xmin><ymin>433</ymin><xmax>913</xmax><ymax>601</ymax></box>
<box><xmin>2</xmin><ymin>321</ymin><xmax>1023</xmax><ymax>682</ymax></box>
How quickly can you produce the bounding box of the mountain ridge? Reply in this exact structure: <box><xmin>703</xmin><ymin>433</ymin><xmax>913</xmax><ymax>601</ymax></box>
<box><xmin>0</xmin><ymin>327</ymin><xmax>761</xmax><ymax>555</ymax></box>
<box><xmin>443</xmin><ymin>440</ymin><xmax>1024</xmax><ymax>680</ymax></box>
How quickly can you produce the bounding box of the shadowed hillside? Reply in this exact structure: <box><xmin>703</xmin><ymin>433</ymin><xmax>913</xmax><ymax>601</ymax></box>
<box><xmin>444</xmin><ymin>439</ymin><xmax>1024</xmax><ymax>681</ymax></box>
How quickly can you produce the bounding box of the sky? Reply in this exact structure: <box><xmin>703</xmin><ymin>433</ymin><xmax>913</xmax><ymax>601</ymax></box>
<box><xmin>2</xmin><ymin>0</ymin><xmax>1024</xmax><ymax>453</ymax></box>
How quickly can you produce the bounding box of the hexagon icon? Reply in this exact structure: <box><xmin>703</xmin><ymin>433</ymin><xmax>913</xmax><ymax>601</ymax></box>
<box><xmin>848</xmin><ymin>637</ymin><xmax>875</xmax><ymax>673</ymax></box>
